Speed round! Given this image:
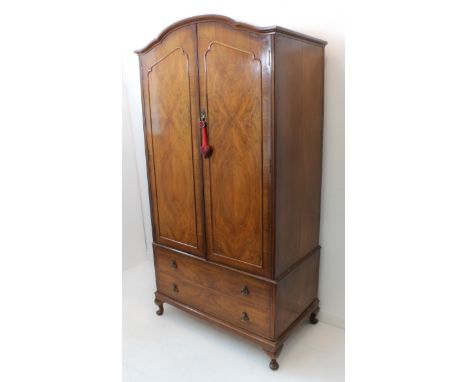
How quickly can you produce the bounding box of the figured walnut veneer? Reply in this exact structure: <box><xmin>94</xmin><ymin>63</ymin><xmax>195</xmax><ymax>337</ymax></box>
<box><xmin>136</xmin><ymin>15</ymin><xmax>327</xmax><ymax>370</ymax></box>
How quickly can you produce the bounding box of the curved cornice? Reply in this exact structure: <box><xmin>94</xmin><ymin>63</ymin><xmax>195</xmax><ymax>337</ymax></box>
<box><xmin>134</xmin><ymin>15</ymin><xmax>327</xmax><ymax>55</ymax></box>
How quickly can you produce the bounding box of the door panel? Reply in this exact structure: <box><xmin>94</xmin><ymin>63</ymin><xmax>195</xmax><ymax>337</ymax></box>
<box><xmin>140</xmin><ymin>25</ymin><xmax>205</xmax><ymax>256</ymax></box>
<box><xmin>197</xmin><ymin>22</ymin><xmax>273</xmax><ymax>276</ymax></box>
<box><xmin>205</xmin><ymin>42</ymin><xmax>263</xmax><ymax>265</ymax></box>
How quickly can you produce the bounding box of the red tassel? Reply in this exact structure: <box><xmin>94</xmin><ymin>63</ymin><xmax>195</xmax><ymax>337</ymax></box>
<box><xmin>200</xmin><ymin>120</ymin><xmax>212</xmax><ymax>158</ymax></box>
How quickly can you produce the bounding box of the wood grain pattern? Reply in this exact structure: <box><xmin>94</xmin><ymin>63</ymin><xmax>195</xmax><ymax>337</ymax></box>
<box><xmin>273</xmin><ymin>34</ymin><xmax>325</xmax><ymax>277</ymax></box>
<box><xmin>205</xmin><ymin>41</ymin><xmax>262</xmax><ymax>264</ymax></box>
<box><xmin>275</xmin><ymin>249</ymin><xmax>320</xmax><ymax>337</ymax></box>
<box><xmin>154</xmin><ymin>289</ymin><xmax>319</xmax><ymax>353</ymax></box>
<box><xmin>197</xmin><ymin>21</ymin><xmax>273</xmax><ymax>277</ymax></box>
<box><xmin>157</xmin><ymin>271</ymin><xmax>272</xmax><ymax>338</ymax></box>
<box><xmin>156</xmin><ymin>246</ymin><xmax>273</xmax><ymax>310</ymax></box>
<box><xmin>137</xmin><ymin>16</ymin><xmax>327</xmax><ymax>369</ymax></box>
<box><xmin>134</xmin><ymin>15</ymin><xmax>327</xmax><ymax>55</ymax></box>
<box><xmin>139</xmin><ymin>25</ymin><xmax>206</xmax><ymax>256</ymax></box>
<box><xmin>148</xmin><ymin>48</ymin><xmax>197</xmax><ymax>246</ymax></box>
<box><xmin>154</xmin><ymin>290</ymin><xmax>280</xmax><ymax>353</ymax></box>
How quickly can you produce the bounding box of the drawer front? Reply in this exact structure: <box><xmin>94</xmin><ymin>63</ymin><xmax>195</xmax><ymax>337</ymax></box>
<box><xmin>156</xmin><ymin>246</ymin><xmax>272</xmax><ymax>311</ymax></box>
<box><xmin>157</xmin><ymin>271</ymin><xmax>272</xmax><ymax>338</ymax></box>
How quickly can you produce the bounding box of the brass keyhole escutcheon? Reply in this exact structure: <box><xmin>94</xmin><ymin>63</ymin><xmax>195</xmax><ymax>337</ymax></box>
<box><xmin>171</xmin><ymin>260</ymin><xmax>177</xmax><ymax>269</ymax></box>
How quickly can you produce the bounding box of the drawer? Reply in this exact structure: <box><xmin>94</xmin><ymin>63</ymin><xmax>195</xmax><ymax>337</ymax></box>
<box><xmin>156</xmin><ymin>246</ymin><xmax>272</xmax><ymax>311</ymax></box>
<box><xmin>157</xmin><ymin>271</ymin><xmax>272</xmax><ymax>338</ymax></box>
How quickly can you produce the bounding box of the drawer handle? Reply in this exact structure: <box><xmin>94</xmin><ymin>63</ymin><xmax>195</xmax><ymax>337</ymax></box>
<box><xmin>241</xmin><ymin>312</ymin><xmax>249</xmax><ymax>322</ymax></box>
<box><xmin>240</xmin><ymin>285</ymin><xmax>250</xmax><ymax>296</ymax></box>
<box><xmin>172</xmin><ymin>283</ymin><xmax>179</xmax><ymax>293</ymax></box>
<box><xmin>170</xmin><ymin>260</ymin><xmax>177</xmax><ymax>269</ymax></box>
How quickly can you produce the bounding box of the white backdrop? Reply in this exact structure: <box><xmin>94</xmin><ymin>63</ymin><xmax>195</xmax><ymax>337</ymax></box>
<box><xmin>122</xmin><ymin>0</ymin><xmax>344</xmax><ymax>328</ymax></box>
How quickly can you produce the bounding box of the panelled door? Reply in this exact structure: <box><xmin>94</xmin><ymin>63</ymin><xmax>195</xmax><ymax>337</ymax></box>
<box><xmin>140</xmin><ymin>25</ymin><xmax>206</xmax><ymax>256</ymax></box>
<box><xmin>197</xmin><ymin>22</ymin><xmax>273</xmax><ymax>277</ymax></box>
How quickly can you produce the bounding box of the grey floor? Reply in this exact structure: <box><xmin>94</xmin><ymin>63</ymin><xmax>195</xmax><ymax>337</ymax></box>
<box><xmin>123</xmin><ymin>261</ymin><xmax>344</xmax><ymax>382</ymax></box>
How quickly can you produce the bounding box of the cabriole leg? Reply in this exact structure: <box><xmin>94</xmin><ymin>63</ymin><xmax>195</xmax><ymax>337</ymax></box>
<box><xmin>154</xmin><ymin>292</ymin><xmax>164</xmax><ymax>316</ymax></box>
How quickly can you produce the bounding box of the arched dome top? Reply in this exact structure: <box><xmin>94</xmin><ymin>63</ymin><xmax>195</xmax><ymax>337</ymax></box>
<box><xmin>134</xmin><ymin>14</ymin><xmax>327</xmax><ymax>55</ymax></box>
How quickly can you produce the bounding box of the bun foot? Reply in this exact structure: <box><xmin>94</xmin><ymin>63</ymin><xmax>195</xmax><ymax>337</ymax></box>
<box><xmin>310</xmin><ymin>311</ymin><xmax>319</xmax><ymax>325</ymax></box>
<box><xmin>310</xmin><ymin>307</ymin><xmax>320</xmax><ymax>325</ymax></box>
<box><xmin>263</xmin><ymin>343</ymin><xmax>283</xmax><ymax>370</ymax></box>
<box><xmin>269</xmin><ymin>359</ymin><xmax>279</xmax><ymax>370</ymax></box>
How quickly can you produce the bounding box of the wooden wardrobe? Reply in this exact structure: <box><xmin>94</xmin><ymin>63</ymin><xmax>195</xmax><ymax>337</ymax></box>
<box><xmin>135</xmin><ymin>15</ymin><xmax>326</xmax><ymax>370</ymax></box>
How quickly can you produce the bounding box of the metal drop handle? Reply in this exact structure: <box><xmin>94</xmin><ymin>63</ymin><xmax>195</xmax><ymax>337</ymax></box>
<box><xmin>200</xmin><ymin>111</ymin><xmax>213</xmax><ymax>158</ymax></box>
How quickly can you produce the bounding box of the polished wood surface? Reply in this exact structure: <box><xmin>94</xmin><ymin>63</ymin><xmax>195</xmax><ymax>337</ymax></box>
<box><xmin>275</xmin><ymin>249</ymin><xmax>320</xmax><ymax>337</ymax></box>
<box><xmin>156</xmin><ymin>246</ymin><xmax>273</xmax><ymax>310</ymax></box>
<box><xmin>274</xmin><ymin>34</ymin><xmax>325</xmax><ymax>277</ymax></box>
<box><xmin>135</xmin><ymin>15</ymin><xmax>327</xmax><ymax>55</ymax></box>
<box><xmin>263</xmin><ymin>344</ymin><xmax>283</xmax><ymax>370</ymax></box>
<box><xmin>197</xmin><ymin>22</ymin><xmax>273</xmax><ymax>277</ymax></box>
<box><xmin>148</xmin><ymin>48</ymin><xmax>197</xmax><ymax>246</ymax></box>
<box><xmin>154</xmin><ymin>290</ymin><xmax>280</xmax><ymax>352</ymax></box>
<box><xmin>139</xmin><ymin>25</ymin><xmax>205</xmax><ymax>256</ymax></box>
<box><xmin>154</xmin><ymin>290</ymin><xmax>319</xmax><ymax>351</ymax></box>
<box><xmin>137</xmin><ymin>15</ymin><xmax>327</xmax><ymax>370</ymax></box>
<box><xmin>157</xmin><ymin>271</ymin><xmax>272</xmax><ymax>338</ymax></box>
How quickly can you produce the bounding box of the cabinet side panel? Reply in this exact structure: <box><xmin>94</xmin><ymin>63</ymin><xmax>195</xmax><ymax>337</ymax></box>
<box><xmin>274</xmin><ymin>34</ymin><xmax>325</xmax><ymax>277</ymax></box>
<box><xmin>275</xmin><ymin>249</ymin><xmax>320</xmax><ymax>337</ymax></box>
